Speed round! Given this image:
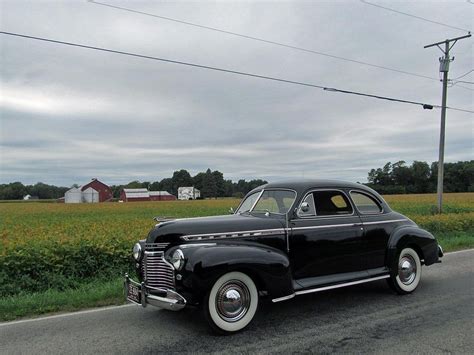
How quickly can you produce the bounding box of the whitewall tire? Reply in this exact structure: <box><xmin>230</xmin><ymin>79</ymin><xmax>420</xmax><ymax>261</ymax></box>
<box><xmin>205</xmin><ymin>271</ymin><xmax>258</xmax><ymax>334</ymax></box>
<box><xmin>388</xmin><ymin>247</ymin><xmax>422</xmax><ymax>294</ymax></box>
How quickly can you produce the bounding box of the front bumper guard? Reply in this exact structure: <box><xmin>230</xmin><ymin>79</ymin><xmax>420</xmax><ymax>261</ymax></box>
<box><xmin>124</xmin><ymin>273</ymin><xmax>186</xmax><ymax>311</ymax></box>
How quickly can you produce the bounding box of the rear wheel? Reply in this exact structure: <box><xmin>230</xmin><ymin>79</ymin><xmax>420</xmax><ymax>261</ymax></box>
<box><xmin>387</xmin><ymin>247</ymin><xmax>422</xmax><ymax>294</ymax></box>
<box><xmin>204</xmin><ymin>271</ymin><xmax>258</xmax><ymax>334</ymax></box>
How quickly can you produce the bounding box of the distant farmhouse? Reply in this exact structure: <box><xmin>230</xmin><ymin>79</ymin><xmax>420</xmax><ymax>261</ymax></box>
<box><xmin>62</xmin><ymin>178</ymin><xmax>113</xmax><ymax>203</ymax></box>
<box><xmin>23</xmin><ymin>194</ymin><xmax>39</xmax><ymax>200</ymax></box>
<box><xmin>178</xmin><ymin>186</ymin><xmax>201</xmax><ymax>200</ymax></box>
<box><xmin>120</xmin><ymin>188</ymin><xmax>176</xmax><ymax>202</ymax></box>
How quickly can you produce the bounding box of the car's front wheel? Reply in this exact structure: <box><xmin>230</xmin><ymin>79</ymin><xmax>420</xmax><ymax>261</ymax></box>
<box><xmin>204</xmin><ymin>271</ymin><xmax>258</xmax><ymax>334</ymax></box>
<box><xmin>388</xmin><ymin>247</ymin><xmax>422</xmax><ymax>294</ymax></box>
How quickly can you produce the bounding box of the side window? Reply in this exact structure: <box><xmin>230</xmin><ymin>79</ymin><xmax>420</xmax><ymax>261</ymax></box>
<box><xmin>298</xmin><ymin>193</ymin><xmax>316</xmax><ymax>217</ymax></box>
<box><xmin>313</xmin><ymin>190</ymin><xmax>353</xmax><ymax>216</ymax></box>
<box><xmin>350</xmin><ymin>191</ymin><xmax>383</xmax><ymax>214</ymax></box>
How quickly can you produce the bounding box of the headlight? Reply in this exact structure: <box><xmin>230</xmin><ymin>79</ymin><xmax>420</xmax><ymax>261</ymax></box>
<box><xmin>171</xmin><ymin>249</ymin><xmax>184</xmax><ymax>270</ymax></box>
<box><xmin>132</xmin><ymin>243</ymin><xmax>142</xmax><ymax>261</ymax></box>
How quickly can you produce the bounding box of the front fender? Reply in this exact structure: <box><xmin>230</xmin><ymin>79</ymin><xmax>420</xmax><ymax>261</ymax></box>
<box><xmin>387</xmin><ymin>225</ymin><xmax>439</xmax><ymax>267</ymax></box>
<box><xmin>175</xmin><ymin>242</ymin><xmax>293</xmax><ymax>303</ymax></box>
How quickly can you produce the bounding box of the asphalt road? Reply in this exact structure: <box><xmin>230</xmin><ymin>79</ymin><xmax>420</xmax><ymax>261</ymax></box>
<box><xmin>1</xmin><ymin>250</ymin><xmax>473</xmax><ymax>354</ymax></box>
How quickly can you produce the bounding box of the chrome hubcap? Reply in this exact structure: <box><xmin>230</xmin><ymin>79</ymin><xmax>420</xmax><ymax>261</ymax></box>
<box><xmin>399</xmin><ymin>255</ymin><xmax>417</xmax><ymax>285</ymax></box>
<box><xmin>216</xmin><ymin>280</ymin><xmax>250</xmax><ymax>322</ymax></box>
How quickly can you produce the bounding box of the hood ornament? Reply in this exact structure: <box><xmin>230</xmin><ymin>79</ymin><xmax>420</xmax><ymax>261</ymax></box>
<box><xmin>153</xmin><ymin>216</ymin><xmax>176</xmax><ymax>223</ymax></box>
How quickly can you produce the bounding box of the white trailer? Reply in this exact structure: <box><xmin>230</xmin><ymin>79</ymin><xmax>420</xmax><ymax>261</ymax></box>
<box><xmin>178</xmin><ymin>187</ymin><xmax>201</xmax><ymax>200</ymax></box>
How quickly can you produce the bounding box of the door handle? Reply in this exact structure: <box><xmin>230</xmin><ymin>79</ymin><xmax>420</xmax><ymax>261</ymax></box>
<box><xmin>353</xmin><ymin>223</ymin><xmax>363</xmax><ymax>227</ymax></box>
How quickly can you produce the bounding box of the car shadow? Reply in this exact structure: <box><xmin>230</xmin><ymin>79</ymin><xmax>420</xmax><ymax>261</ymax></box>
<box><xmin>136</xmin><ymin>280</ymin><xmax>407</xmax><ymax>352</ymax></box>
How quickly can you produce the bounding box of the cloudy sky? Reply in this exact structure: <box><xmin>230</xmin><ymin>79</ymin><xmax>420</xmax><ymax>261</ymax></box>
<box><xmin>0</xmin><ymin>0</ymin><xmax>472</xmax><ymax>187</ymax></box>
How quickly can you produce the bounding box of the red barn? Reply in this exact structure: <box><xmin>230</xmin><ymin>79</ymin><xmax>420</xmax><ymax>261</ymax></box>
<box><xmin>81</xmin><ymin>178</ymin><xmax>113</xmax><ymax>202</ymax></box>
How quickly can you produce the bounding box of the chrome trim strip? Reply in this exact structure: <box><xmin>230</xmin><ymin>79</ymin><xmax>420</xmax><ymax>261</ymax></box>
<box><xmin>361</xmin><ymin>219</ymin><xmax>406</xmax><ymax>225</ymax></box>
<box><xmin>179</xmin><ymin>243</ymin><xmax>217</xmax><ymax>248</ymax></box>
<box><xmin>181</xmin><ymin>219</ymin><xmax>407</xmax><ymax>241</ymax></box>
<box><xmin>294</xmin><ymin>275</ymin><xmax>390</xmax><ymax>296</ymax></box>
<box><xmin>181</xmin><ymin>228</ymin><xmax>285</xmax><ymax>241</ymax></box>
<box><xmin>271</xmin><ymin>293</ymin><xmax>296</xmax><ymax>303</ymax></box>
<box><xmin>291</xmin><ymin>223</ymin><xmax>356</xmax><ymax>231</ymax></box>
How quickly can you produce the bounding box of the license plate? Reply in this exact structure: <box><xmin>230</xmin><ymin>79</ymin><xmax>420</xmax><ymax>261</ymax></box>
<box><xmin>126</xmin><ymin>282</ymin><xmax>141</xmax><ymax>304</ymax></box>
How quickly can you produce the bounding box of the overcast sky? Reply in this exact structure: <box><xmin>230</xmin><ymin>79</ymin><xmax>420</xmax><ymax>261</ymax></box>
<box><xmin>0</xmin><ymin>0</ymin><xmax>472</xmax><ymax>187</ymax></box>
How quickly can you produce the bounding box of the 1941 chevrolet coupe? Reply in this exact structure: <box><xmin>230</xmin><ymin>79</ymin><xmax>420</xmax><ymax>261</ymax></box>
<box><xmin>124</xmin><ymin>180</ymin><xmax>443</xmax><ymax>333</ymax></box>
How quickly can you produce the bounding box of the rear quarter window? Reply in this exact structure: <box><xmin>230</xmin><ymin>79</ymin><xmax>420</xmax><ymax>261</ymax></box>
<box><xmin>350</xmin><ymin>191</ymin><xmax>383</xmax><ymax>214</ymax></box>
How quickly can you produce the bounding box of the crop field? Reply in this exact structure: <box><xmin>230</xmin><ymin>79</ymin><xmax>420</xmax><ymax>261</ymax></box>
<box><xmin>1</xmin><ymin>193</ymin><xmax>473</xmax><ymax>320</ymax></box>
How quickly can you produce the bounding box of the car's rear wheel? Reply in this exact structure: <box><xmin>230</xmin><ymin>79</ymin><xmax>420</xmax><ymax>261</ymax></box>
<box><xmin>387</xmin><ymin>247</ymin><xmax>422</xmax><ymax>294</ymax></box>
<box><xmin>204</xmin><ymin>271</ymin><xmax>258</xmax><ymax>334</ymax></box>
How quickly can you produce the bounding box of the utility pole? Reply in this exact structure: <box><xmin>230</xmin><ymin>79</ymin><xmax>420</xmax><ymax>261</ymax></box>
<box><xmin>424</xmin><ymin>33</ymin><xmax>471</xmax><ymax>214</ymax></box>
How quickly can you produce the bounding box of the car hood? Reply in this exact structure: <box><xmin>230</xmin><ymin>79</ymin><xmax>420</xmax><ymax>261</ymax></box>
<box><xmin>146</xmin><ymin>214</ymin><xmax>286</xmax><ymax>244</ymax></box>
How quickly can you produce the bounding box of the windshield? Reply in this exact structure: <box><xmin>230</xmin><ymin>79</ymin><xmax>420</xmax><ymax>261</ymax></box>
<box><xmin>236</xmin><ymin>190</ymin><xmax>296</xmax><ymax>215</ymax></box>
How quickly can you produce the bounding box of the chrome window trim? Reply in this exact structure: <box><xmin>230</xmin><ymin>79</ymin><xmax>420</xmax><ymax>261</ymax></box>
<box><xmin>297</xmin><ymin>193</ymin><xmax>316</xmax><ymax>217</ymax></box>
<box><xmin>295</xmin><ymin>188</ymin><xmax>355</xmax><ymax>219</ymax></box>
<box><xmin>249</xmin><ymin>189</ymin><xmax>265</xmax><ymax>212</ymax></box>
<box><xmin>349</xmin><ymin>189</ymin><xmax>385</xmax><ymax>215</ymax></box>
<box><xmin>234</xmin><ymin>190</ymin><xmax>262</xmax><ymax>214</ymax></box>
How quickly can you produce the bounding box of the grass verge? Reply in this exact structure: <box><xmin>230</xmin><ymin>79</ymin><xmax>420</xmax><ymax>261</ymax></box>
<box><xmin>435</xmin><ymin>231</ymin><xmax>474</xmax><ymax>252</ymax></box>
<box><xmin>1</xmin><ymin>232</ymin><xmax>472</xmax><ymax>322</ymax></box>
<box><xmin>0</xmin><ymin>277</ymin><xmax>124</xmax><ymax>322</ymax></box>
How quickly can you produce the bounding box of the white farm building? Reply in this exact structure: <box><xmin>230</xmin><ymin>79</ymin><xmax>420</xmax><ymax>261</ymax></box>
<box><xmin>178</xmin><ymin>187</ymin><xmax>201</xmax><ymax>200</ymax></box>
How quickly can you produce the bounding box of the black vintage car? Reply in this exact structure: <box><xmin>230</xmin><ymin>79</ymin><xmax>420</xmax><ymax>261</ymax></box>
<box><xmin>125</xmin><ymin>180</ymin><xmax>443</xmax><ymax>333</ymax></box>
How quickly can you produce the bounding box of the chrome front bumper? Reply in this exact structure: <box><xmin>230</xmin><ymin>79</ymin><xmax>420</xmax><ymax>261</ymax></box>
<box><xmin>124</xmin><ymin>274</ymin><xmax>186</xmax><ymax>311</ymax></box>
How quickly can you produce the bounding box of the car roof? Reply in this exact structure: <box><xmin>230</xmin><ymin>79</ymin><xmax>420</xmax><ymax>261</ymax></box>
<box><xmin>249</xmin><ymin>179</ymin><xmax>384</xmax><ymax>200</ymax></box>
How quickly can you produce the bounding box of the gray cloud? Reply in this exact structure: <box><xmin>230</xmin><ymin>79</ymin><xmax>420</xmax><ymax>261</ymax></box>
<box><xmin>0</xmin><ymin>0</ymin><xmax>472</xmax><ymax>187</ymax></box>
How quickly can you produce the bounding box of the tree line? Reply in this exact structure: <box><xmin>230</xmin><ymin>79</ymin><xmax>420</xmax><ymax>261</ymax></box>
<box><xmin>0</xmin><ymin>169</ymin><xmax>267</xmax><ymax>200</ymax></box>
<box><xmin>110</xmin><ymin>169</ymin><xmax>267</xmax><ymax>199</ymax></box>
<box><xmin>1</xmin><ymin>161</ymin><xmax>472</xmax><ymax>200</ymax></box>
<box><xmin>0</xmin><ymin>182</ymin><xmax>69</xmax><ymax>200</ymax></box>
<box><xmin>366</xmin><ymin>160</ymin><xmax>473</xmax><ymax>194</ymax></box>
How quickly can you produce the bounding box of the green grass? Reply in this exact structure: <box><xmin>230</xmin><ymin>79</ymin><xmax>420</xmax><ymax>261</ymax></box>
<box><xmin>0</xmin><ymin>277</ymin><xmax>124</xmax><ymax>322</ymax></box>
<box><xmin>436</xmin><ymin>231</ymin><xmax>474</xmax><ymax>252</ymax></box>
<box><xmin>1</xmin><ymin>233</ymin><xmax>471</xmax><ymax>322</ymax></box>
<box><xmin>0</xmin><ymin>194</ymin><xmax>472</xmax><ymax>322</ymax></box>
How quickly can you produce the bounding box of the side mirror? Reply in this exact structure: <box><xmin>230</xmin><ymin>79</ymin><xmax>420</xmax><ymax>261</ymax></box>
<box><xmin>229</xmin><ymin>207</ymin><xmax>235</xmax><ymax>215</ymax></box>
<box><xmin>300</xmin><ymin>202</ymin><xmax>310</xmax><ymax>213</ymax></box>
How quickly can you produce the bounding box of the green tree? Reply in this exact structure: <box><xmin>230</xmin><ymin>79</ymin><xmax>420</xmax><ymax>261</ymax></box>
<box><xmin>201</xmin><ymin>169</ymin><xmax>217</xmax><ymax>198</ymax></box>
<box><xmin>171</xmin><ymin>170</ymin><xmax>193</xmax><ymax>195</ymax></box>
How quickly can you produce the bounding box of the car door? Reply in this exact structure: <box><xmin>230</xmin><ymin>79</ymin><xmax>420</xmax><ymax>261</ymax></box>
<box><xmin>288</xmin><ymin>189</ymin><xmax>365</xmax><ymax>280</ymax></box>
<box><xmin>349</xmin><ymin>190</ymin><xmax>396</xmax><ymax>270</ymax></box>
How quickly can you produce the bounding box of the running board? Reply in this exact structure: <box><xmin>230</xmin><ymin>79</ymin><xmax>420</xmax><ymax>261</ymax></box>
<box><xmin>272</xmin><ymin>274</ymin><xmax>390</xmax><ymax>303</ymax></box>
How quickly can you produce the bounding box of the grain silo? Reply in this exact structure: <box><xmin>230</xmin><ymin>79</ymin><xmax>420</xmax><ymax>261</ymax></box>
<box><xmin>64</xmin><ymin>187</ymin><xmax>82</xmax><ymax>203</ymax></box>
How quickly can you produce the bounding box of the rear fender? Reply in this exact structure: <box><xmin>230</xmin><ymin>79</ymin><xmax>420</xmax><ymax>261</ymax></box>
<box><xmin>387</xmin><ymin>226</ymin><xmax>439</xmax><ymax>268</ymax></box>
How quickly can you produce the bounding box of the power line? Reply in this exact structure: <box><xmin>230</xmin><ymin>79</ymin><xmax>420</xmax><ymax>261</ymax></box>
<box><xmin>452</xmin><ymin>69</ymin><xmax>473</xmax><ymax>80</ymax></box>
<box><xmin>1</xmin><ymin>31</ymin><xmax>472</xmax><ymax>114</ymax></box>
<box><xmin>361</xmin><ymin>0</ymin><xmax>471</xmax><ymax>33</ymax></box>
<box><xmin>454</xmin><ymin>80</ymin><xmax>474</xmax><ymax>84</ymax></box>
<box><xmin>88</xmin><ymin>0</ymin><xmax>439</xmax><ymax>82</ymax></box>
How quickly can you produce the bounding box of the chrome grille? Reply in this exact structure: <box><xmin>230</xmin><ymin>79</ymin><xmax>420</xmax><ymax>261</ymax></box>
<box><xmin>144</xmin><ymin>251</ymin><xmax>175</xmax><ymax>290</ymax></box>
<box><xmin>145</xmin><ymin>242</ymin><xmax>170</xmax><ymax>252</ymax></box>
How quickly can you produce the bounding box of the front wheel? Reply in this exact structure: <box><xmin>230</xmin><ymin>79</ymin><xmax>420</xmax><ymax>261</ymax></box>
<box><xmin>387</xmin><ymin>247</ymin><xmax>422</xmax><ymax>294</ymax></box>
<box><xmin>204</xmin><ymin>271</ymin><xmax>259</xmax><ymax>334</ymax></box>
